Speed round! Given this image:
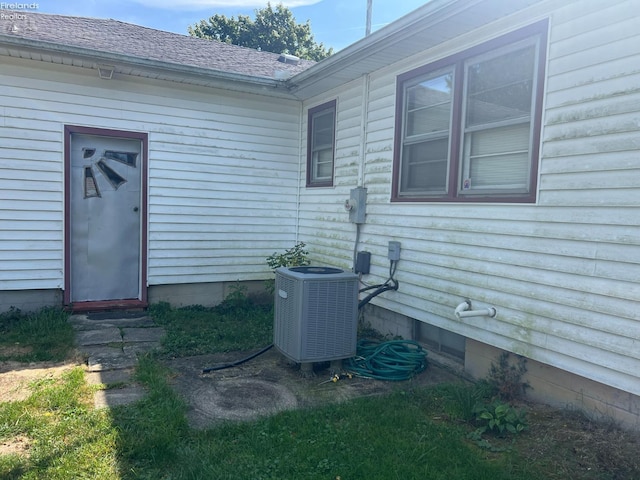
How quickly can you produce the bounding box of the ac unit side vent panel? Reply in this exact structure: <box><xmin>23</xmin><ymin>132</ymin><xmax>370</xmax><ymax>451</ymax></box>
<box><xmin>274</xmin><ymin>267</ymin><xmax>358</xmax><ymax>363</ymax></box>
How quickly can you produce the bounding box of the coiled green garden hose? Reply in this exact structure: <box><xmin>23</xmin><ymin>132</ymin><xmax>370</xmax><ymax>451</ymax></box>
<box><xmin>344</xmin><ymin>339</ymin><xmax>428</xmax><ymax>381</ymax></box>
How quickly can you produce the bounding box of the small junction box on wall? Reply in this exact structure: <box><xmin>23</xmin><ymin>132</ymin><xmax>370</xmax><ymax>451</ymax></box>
<box><xmin>355</xmin><ymin>251</ymin><xmax>371</xmax><ymax>274</ymax></box>
<box><xmin>388</xmin><ymin>241</ymin><xmax>401</xmax><ymax>261</ymax></box>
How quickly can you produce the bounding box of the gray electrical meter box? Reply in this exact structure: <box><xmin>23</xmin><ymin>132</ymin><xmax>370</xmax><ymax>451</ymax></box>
<box><xmin>349</xmin><ymin>187</ymin><xmax>367</xmax><ymax>224</ymax></box>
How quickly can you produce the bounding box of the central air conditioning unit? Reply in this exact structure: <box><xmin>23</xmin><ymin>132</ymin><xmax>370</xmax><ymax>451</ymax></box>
<box><xmin>273</xmin><ymin>266</ymin><xmax>359</xmax><ymax>363</ymax></box>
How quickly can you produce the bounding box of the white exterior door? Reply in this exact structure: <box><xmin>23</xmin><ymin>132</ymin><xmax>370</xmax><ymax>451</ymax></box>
<box><xmin>69</xmin><ymin>134</ymin><xmax>143</xmax><ymax>303</ymax></box>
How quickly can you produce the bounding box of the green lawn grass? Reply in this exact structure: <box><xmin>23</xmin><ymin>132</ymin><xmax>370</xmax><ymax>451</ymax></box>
<box><xmin>118</xmin><ymin>358</ymin><xmax>541</xmax><ymax>480</ymax></box>
<box><xmin>0</xmin><ymin>307</ymin><xmax>75</xmax><ymax>362</ymax></box>
<box><xmin>149</xmin><ymin>297</ymin><xmax>274</xmax><ymax>358</ymax></box>
<box><xmin>0</xmin><ymin>368</ymin><xmax>119</xmax><ymax>479</ymax></box>
<box><xmin>1</xmin><ymin>303</ymin><xmax>638</xmax><ymax>479</ymax></box>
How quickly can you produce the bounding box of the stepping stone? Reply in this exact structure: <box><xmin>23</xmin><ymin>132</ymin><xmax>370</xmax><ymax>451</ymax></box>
<box><xmin>69</xmin><ymin>314</ymin><xmax>157</xmax><ymax>330</ymax></box>
<box><xmin>86</xmin><ymin>311</ymin><xmax>148</xmax><ymax>321</ymax></box>
<box><xmin>123</xmin><ymin>343</ymin><xmax>160</xmax><ymax>357</ymax></box>
<box><xmin>122</xmin><ymin>327</ymin><xmax>165</xmax><ymax>343</ymax></box>
<box><xmin>86</xmin><ymin>368</ymin><xmax>134</xmax><ymax>386</ymax></box>
<box><xmin>83</xmin><ymin>345</ymin><xmax>137</xmax><ymax>372</ymax></box>
<box><xmin>94</xmin><ymin>385</ymin><xmax>146</xmax><ymax>408</ymax></box>
<box><xmin>107</xmin><ymin>317</ymin><xmax>157</xmax><ymax>328</ymax></box>
<box><xmin>75</xmin><ymin>328</ymin><xmax>122</xmax><ymax>346</ymax></box>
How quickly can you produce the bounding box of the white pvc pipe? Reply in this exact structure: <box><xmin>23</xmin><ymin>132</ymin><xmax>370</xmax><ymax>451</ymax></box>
<box><xmin>454</xmin><ymin>301</ymin><xmax>497</xmax><ymax>319</ymax></box>
<box><xmin>454</xmin><ymin>301</ymin><xmax>471</xmax><ymax>317</ymax></box>
<box><xmin>457</xmin><ymin>307</ymin><xmax>497</xmax><ymax>318</ymax></box>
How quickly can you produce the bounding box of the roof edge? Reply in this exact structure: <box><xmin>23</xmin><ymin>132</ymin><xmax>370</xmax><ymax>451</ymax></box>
<box><xmin>289</xmin><ymin>0</ymin><xmax>460</xmax><ymax>87</ymax></box>
<box><xmin>0</xmin><ymin>33</ymin><xmax>294</xmax><ymax>95</ymax></box>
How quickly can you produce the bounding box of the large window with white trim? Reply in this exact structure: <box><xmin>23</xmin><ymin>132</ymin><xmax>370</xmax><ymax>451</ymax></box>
<box><xmin>392</xmin><ymin>21</ymin><xmax>548</xmax><ymax>203</ymax></box>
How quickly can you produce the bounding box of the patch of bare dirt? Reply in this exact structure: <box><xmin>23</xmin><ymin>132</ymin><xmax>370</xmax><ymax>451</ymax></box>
<box><xmin>0</xmin><ymin>435</ymin><xmax>32</xmax><ymax>458</ymax></box>
<box><xmin>0</xmin><ymin>344</ymin><xmax>33</xmax><ymax>357</ymax></box>
<box><xmin>0</xmin><ymin>361</ymin><xmax>78</xmax><ymax>403</ymax></box>
<box><xmin>501</xmin><ymin>402</ymin><xmax>640</xmax><ymax>479</ymax></box>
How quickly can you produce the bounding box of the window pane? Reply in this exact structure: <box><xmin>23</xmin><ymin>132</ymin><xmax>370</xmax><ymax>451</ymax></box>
<box><xmin>406</xmin><ymin>72</ymin><xmax>453</xmax><ymax>136</ymax></box>
<box><xmin>466</xmin><ymin>45</ymin><xmax>536</xmax><ymax>127</ymax></box>
<box><xmin>462</xmin><ymin>123</ymin><xmax>530</xmax><ymax>190</ymax></box>
<box><xmin>312</xmin><ymin>111</ymin><xmax>334</xmax><ymax>148</ymax></box>
<box><xmin>401</xmin><ymin>138</ymin><xmax>448</xmax><ymax>193</ymax></box>
<box><xmin>314</xmin><ymin>149</ymin><xmax>333</xmax><ymax>179</ymax></box>
<box><xmin>309</xmin><ymin>103</ymin><xmax>335</xmax><ymax>185</ymax></box>
<box><xmin>469</xmin><ymin>152</ymin><xmax>529</xmax><ymax>187</ymax></box>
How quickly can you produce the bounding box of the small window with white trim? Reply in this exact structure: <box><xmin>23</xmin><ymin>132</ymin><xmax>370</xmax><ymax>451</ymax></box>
<box><xmin>307</xmin><ymin>100</ymin><xmax>336</xmax><ymax>187</ymax></box>
<box><xmin>392</xmin><ymin>20</ymin><xmax>548</xmax><ymax>203</ymax></box>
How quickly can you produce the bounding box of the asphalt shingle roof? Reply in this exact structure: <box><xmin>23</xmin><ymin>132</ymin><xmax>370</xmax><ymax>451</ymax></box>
<box><xmin>1</xmin><ymin>11</ymin><xmax>316</xmax><ymax>79</ymax></box>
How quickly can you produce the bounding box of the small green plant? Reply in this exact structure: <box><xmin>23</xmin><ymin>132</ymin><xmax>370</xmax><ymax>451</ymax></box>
<box><xmin>445</xmin><ymin>383</ymin><xmax>492</xmax><ymax>422</ymax></box>
<box><xmin>266</xmin><ymin>241</ymin><xmax>310</xmax><ymax>271</ymax></box>
<box><xmin>473</xmin><ymin>400</ymin><xmax>528</xmax><ymax>436</ymax></box>
<box><xmin>265</xmin><ymin>241</ymin><xmax>310</xmax><ymax>293</ymax></box>
<box><xmin>486</xmin><ymin>352</ymin><xmax>530</xmax><ymax>401</ymax></box>
<box><xmin>217</xmin><ymin>282</ymin><xmax>252</xmax><ymax>312</ymax></box>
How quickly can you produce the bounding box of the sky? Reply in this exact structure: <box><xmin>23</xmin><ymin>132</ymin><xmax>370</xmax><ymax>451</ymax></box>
<box><xmin>17</xmin><ymin>0</ymin><xmax>430</xmax><ymax>52</ymax></box>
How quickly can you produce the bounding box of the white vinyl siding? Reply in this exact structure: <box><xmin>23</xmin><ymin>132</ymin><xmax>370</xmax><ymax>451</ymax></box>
<box><xmin>299</xmin><ymin>82</ymin><xmax>363</xmax><ymax>269</ymax></box>
<box><xmin>0</xmin><ymin>57</ymin><xmax>300</xmax><ymax>289</ymax></box>
<box><xmin>299</xmin><ymin>0</ymin><xmax>640</xmax><ymax>400</ymax></box>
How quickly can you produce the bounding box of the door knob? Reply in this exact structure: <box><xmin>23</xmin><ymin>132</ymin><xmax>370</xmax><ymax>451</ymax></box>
<box><xmin>133</xmin><ymin>207</ymin><xmax>139</xmax><ymax>212</ymax></box>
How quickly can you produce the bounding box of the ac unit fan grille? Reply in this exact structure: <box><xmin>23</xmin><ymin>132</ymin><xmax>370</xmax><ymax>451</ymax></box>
<box><xmin>303</xmin><ymin>280</ymin><xmax>358</xmax><ymax>359</ymax></box>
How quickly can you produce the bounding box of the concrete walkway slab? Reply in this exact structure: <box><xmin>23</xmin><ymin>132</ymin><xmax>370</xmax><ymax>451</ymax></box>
<box><xmin>86</xmin><ymin>368</ymin><xmax>134</xmax><ymax>386</ymax></box>
<box><xmin>94</xmin><ymin>385</ymin><xmax>146</xmax><ymax>408</ymax></box>
<box><xmin>123</xmin><ymin>343</ymin><xmax>161</xmax><ymax>357</ymax></box>
<box><xmin>75</xmin><ymin>328</ymin><xmax>122</xmax><ymax>346</ymax></box>
<box><xmin>83</xmin><ymin>345</ymin><xmax>138</xmax><ymax>372</ymax></box>
<box><xmin>122</xmin><ymin>327</ymin><xmax>165</xmax><ymax>343</ymax></box>
<box><xmin>71</xmin><ymin>312</ymin><xmax>167</xmax><ymax>408</ymax></box>
<box><xmin>70</xmin><ymin>314</ymin><xmax>157</xmax><ymax>330</ymax></box>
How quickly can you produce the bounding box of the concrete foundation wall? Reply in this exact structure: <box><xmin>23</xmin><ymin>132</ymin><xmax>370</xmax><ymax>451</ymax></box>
<box><xmin>148</xmin><ymin>280</ymin><xmax>272</xmax><ymax>308</ymax></box>
<box><xmin>0</xmin><ymin>280</ymin><xmax>273</xmax><ymax>314</ymax></box>
<box><xmin>361</xmin><ymin>303</ymin><xmax>416</xmax><ymax>340</ymax></box>
<box><xmin>465</xmin><ymin>339</ymin><xmax>640</xmax><ymax>430</ymax></box>
<box><xmin>148</xmin><ymin>283</ymin><xmax>226</xmax><ymax>308</ymax></box>
<box><xmin>0</xmin><ymin>289</ymin><xmax>63</xmax><ymax>313</ymax></box>
<box><xmin>362</xmin><ymin>303</ymin><xmax>466</xmax><ymax>361</ymax></box>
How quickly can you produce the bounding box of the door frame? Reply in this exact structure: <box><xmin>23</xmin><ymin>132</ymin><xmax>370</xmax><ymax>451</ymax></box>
<box><xmin>64</xmin><ymin>125</ymin><xmax>149</xmax><ymax>311</ymax></box>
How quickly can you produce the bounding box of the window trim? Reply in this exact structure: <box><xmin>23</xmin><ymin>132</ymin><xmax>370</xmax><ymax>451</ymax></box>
<box><xmin>392</xmin><ymin>20</ymin><xmax>548</xmax><ymax>203</ymax></box>
<box><xmin>306</xmin><ymin>99</ymin><xmax>337</xmax><ymax>187</ymax></box>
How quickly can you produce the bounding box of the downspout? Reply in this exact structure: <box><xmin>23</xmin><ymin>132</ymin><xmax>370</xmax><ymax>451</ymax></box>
<box><xmin>358</xmin><ymin>73</ymin><xmax>370</xmax><ymax>187</ymax></box>
<box><xmin>352</xmin><ymin>74</ymin><xmax>370</xmax><ymax>270</ymax></box>
<box><xmin>295</xmin><ymin>100</ymin><xmax>304</xmax><ymax>243</ymax></box>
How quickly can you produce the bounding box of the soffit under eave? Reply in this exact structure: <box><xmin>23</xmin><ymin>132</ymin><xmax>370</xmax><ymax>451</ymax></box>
<box><xmin>286</xmin><ymin>0</ymin><xmax>545</xmax><ymax>100</ymax></box>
